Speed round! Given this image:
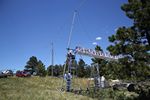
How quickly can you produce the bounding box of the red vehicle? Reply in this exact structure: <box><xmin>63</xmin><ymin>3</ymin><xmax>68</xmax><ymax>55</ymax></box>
<box><xmin>16</xmin><ymin>71</ymin><xmax>31</xmax><ymax>77</ymax></box>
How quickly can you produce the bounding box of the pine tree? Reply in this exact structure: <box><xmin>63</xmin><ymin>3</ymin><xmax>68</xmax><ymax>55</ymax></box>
<box><xmin>77</xmin><ymin>59</ymin><xmax>85</xmax><ymax>78</ymax></box>
<box><xmin>25</xmin><ymin>56</ymin><xmax>39</xmax><ymax>74</ymax></box>
<box><xmin>107</xmin><ymin>0</ymin><xmax>150</xmax><ymax>80</ymax></box>
<box><xmin>84</xmin><ymin>64</ymin><xmax>91</xmax><ymax>78</ymax></box>
<box><xmin>91</xmin><ymin>45</ymin><xmax>107</xmax><ymax>76</ymax></box>
<box><xmin>47</xmin><ymin>65</ymin><xmax>53</xmax><ymax>76</ymax></box>
<box><xmin>25</xmin><ymin>56</ymin><xmax>46</xmax><ymax>76</ymax></box>
<box><xmin>121</xmin><ymin>0</ymin><xmax>150</xmax><ymax>46</ymax></box>
<box><xmin>37</xmin><ymin>60</ymin><xmax>46</xmax><ymax>76</ymax></box>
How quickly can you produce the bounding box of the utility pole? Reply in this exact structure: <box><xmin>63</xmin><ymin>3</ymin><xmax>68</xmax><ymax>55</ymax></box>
<box><xmin>51</xmin><ymin>42</ymin><xmax>54</xmax><ymax>76</ymax></box>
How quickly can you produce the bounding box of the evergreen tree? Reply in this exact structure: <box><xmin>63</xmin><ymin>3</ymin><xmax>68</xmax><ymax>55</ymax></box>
<box><xmin>91</xmin><ymin>45</ymin><xmax>107</xmax><ymax>76</ymax></box>
<box><xmin>77</xmin><ymin>59</ymin><xmax>85</xmax><ymax>78</ymax></box>
<box><xmin>25</xmin><ymin>56</ymin><xmax>39</xmax><ymax>74</ymax></box>
<box><xmin>53</xmin><ymin>64</ymin><xmax>63</xmax><ymax>76</ymax></box>
<box><xmin>37</xmin><ymin>60</ymin><xmax>47</xmax><ymax>76</ymax></box>
<box><xmin>84</xmin><ymin>64</ymin><xmax>91</xmax><ymax>78</ymax></box>
<box><xmin>107</xmin><ymin>0</ymin><xmax>150</xmax><ymax>80</ymax></box>
<box><xmin>71</xmin><ymin>60</ymin><xmax>78</xmax><ymax>76</ymax></box>
<box><xmin>25</xmin><ymin>56</ymin><xmax>46</xmax><ymax>76</ymax></box>
<box><xmin>91</xmin><ymin>45</ymin><xmax>103</xmax><ymax>64</ymax></box>
<box><xmin>121</xmin><ymin>0</ymin><xmax>150</xmax><ymax>46</ymax></box>
<box><xmin>47</xmin><ymin>65</ymin><xmax>53</xmax><ymax>76</ymax></box>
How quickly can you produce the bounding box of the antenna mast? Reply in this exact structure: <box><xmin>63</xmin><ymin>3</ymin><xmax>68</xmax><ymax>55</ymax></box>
<box><xmin>67</xmin><ymin>10</ymin><xmax>77</xmax><ymax>49</ymax></box>
<box><xmin>51</xmin><ymin>42</ymin><xmax>54</xmax><ymax>76</ymax></box>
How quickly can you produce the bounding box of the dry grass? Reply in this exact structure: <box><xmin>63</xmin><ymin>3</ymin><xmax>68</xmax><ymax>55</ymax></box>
<box><xmin>0</xmin><ymin>76</ymin><xmax>96</xmax><ymax>100</ymax></box>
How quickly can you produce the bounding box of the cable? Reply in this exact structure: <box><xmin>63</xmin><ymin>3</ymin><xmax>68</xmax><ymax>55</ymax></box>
<box><xmin>76</xmin><ymin>12</ymin><xmax>93</xmax><ymax>43</ymax></box>
<box><xmin>76</xmin><ymin>0</ymin><xmax>87</xmax><ymax>11</ymax></box>
<box><xmin>67</xmin><ymin>0</ymin><xmax>88</xmax><ymax>49</ymax></box>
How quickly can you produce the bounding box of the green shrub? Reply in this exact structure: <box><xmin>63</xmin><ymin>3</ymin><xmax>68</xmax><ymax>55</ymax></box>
<box><xmin>134</xmin><ymin>80</ymin><xmax>150</xmax><ymax>100</ymax></box>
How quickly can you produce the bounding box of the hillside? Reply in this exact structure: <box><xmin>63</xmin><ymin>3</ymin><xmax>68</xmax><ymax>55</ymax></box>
<box><xmin>0</xmin><ymin>77</ymin><xmax>95</xmax><ymax>100</ymax></box>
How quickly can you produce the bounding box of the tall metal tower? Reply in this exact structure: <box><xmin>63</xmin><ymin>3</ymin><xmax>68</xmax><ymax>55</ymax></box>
<box><xmin>51</xmin><ymin>42</ymin><xmax>54</xmax><ymax>76</ymax></box>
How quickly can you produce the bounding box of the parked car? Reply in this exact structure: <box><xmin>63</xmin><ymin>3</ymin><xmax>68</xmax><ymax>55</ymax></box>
<box><xmin>0</xmin><ymin>71</ymin><xmax>7</xmax><ymax>78</ymax></box>
<box><xmin>3</xmin><ymin>70</ymin><xmax>13</xmax><ymax>76</ymax></box>
<box><xmin>16</xmin><ymin>71</ymin><xmax>31</xmax><ymax>77</ymax></box>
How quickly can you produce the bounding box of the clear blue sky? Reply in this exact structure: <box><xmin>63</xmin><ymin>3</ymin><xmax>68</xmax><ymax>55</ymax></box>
<box><xmin>0</xmin><ymin>0</ymin><xmax>132</xmax><ymax>71</ymax></box>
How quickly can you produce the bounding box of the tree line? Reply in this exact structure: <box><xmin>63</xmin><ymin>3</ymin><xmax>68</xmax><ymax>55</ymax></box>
<box><xmin>24</xmin><ymin>56</ymin><xmax>92</xmax><ymax>77</ymax></box>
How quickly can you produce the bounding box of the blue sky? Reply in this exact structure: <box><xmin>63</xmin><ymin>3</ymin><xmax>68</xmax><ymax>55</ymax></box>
<box><xmin>0</xmin><ymin>0</ymin><xmax>132</xmax><ymax>71</ymax></box>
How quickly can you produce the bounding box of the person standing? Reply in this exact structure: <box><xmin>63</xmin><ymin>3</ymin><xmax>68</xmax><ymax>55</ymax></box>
<box><xmin>101</xmin><ymin>75</ymin><xmax>105</xmax><ymax>88</ymax></box>
<box><xmin>64</xmin><ymin>73</ymin><xmax>72</xmax><ymax>92</ymax></box>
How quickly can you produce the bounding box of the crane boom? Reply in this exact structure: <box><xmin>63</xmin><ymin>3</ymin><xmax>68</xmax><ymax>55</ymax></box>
<box><xmin>75</xmin><ymin>46</ymin><xmax>122</xmax><ymax>61</ymax></box>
